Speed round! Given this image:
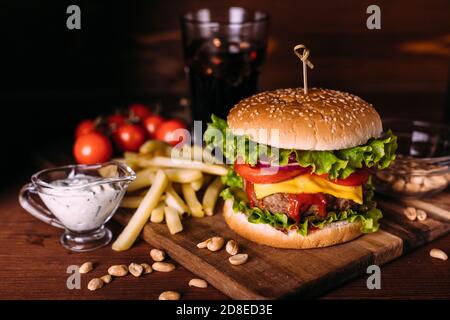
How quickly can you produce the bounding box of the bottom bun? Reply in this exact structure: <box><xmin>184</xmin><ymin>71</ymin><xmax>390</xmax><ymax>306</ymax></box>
<box><xmin>223</xmin><ymin>199</ymin><xmax>362</xmax><ymax>249</ymax></box>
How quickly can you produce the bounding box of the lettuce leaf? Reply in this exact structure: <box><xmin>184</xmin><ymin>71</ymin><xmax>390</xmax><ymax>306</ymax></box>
<box><xmin>204</xmin><ymin>115</ymin><xmax>397</xmax><ymax>179</ymax></box>
<box><xmin>221</xmin><ymin>167</ymin><xmax>243</xmax><ymax>189</ymax></box>
<box><xmin>220</xmin><ymin>184</ymin><xmax>382</xmax><ymax>236</ymax></box>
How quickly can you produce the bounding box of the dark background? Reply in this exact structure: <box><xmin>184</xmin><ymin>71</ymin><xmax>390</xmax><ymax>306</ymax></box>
<box><xmin>0</xmin><ymin>0</ymin><xmax>449</xmax><ymax>182</ymax></box>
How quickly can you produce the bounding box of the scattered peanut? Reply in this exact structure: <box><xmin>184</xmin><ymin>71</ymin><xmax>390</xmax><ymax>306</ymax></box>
<box><xmin>79</xmin><ymin>261</ymin><xmax>94</xmax><ymax>274</ymax></box>
<box><xmin>229</xmin><ymin>253</ymin><xmax>248</xmax><ymax>266</ymax></box>
<box><xmin>141</xmin><ymin>263</ymin><xmax>153</xmax><ymax>274</ymax></box>
<box><xmin>189</xmin><ymin>278</ymin><xmax>208</xmax><ymax>288</ymax></box>
<box><xmin>150</xmin><ymin>248</ymin><xmax>166</xmax><ymax>262</ymax></box>
<box><xmin>207</xmin><ymin>237</ymin><xmax>224</xmax><ymax>252</ymax></box>
<box><xmin>159</xmin><ymin>291</ymin><xmax>181</xmax><ymax>300</ymax></box>
<box><xmin>100</xmin><ymin>275</ymin><xmax>112</xmax><ymax>284</ymax></box>
<box><xmin>152</xmin><ymin>262</ymin><xmax>175</xmax><ymax>272</ymax></box>
<box><xmin>197</xmin><ymin>238</ymin><xmax>211</xmax><ymax>249</ymax></box>
<box><xmin>430</xmin><ymin>248</ymin><xmax>448</xmax><ymax>261</ymax></box>
<box><xmin>87</xmin><ymin>278</ymin><xmax>104</xmax><ymax>291</ymax></box>
<box><xmin>226</xmin><ymin>240</ymin><xmax>239</xmax><ymax>255</ymax></box>
<box><xmin>417</xmin><ymin>209</ymin><xmax>427</xmax><ymax>221</ymax></box>
<box><xmin>128</xmin><ymin>262</ymin><xmax>144</xmax><ymax>277</ymax></box>
<box><xmin>107</xmin><ymin>264</ymin><xmax>128</xmax><ymax>277</ymax></box>
<box><xmin>403</xmin><ymin>207</ymin><xmax>417</xmax><ymax>221</ymax></box>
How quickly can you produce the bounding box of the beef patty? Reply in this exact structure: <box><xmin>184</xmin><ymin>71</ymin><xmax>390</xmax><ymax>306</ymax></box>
<box><xmin>251</xmin><ymin>192</ymin><xmax>359</xmax><ymax>220</ymax></box>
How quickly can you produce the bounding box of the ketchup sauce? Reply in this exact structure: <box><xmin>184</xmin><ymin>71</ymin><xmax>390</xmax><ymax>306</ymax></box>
<box><xmin>288</xmin><ymin>193</ymin><xmax>327</xmax><ymax>223</ymax></box>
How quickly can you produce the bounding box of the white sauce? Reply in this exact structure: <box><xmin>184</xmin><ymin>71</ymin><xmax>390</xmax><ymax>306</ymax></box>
<box><xmin>38</xmin><ymin>173</ymin><xmax>123</xmax><ymax>232</ymax></box>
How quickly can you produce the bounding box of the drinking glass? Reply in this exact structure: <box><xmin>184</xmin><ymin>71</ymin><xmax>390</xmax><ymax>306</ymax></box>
<box><xmin>180</xmin><ymin>7</ymin><xmax>269</xmax><ymax>125</ymax></box>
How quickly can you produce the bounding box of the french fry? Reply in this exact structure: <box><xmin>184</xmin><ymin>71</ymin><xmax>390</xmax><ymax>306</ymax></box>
<box><xmin>98</xmin><ymin>164</ymin><xmax>118</xmax><ymax>178</ymax></box>
<box><xmin>181</xmin><ymin>184</ymin><xmax>205</xmax><ymax>218</ymax></box>
<box><xmin>164</xmin><ymin>206</ymin><xmax>183</xmax><ymax>235</ymax></box>
<box><xmin>113</xmin><ymin>158</ymin><xmax>138</xmax><ymax>171</ymax></box>
<box><xmin>164</xmin><ymin>169</ymin><xmax>203</xmax><ymax>183</ymax></box>
<box><xmin>202</xmin><ymin>177</ymin><xmax>224</xmax><ymax>216</ymax></box>
<box><xmin>140</xmin><ymin>189</ymin><xmax>166</xmax><ymax>197</ymax></box>
<box><xmin>171</xmin><ymin>144</ymin><xmax>219</xmax><ymax>164</ymax></box>
<box><xmin>127</xmin><ymin>168</ymin><xmax>156</xmax><ymax>192</ymax></box>
<box><xmin>190</xmin><ymin>176</ymin><xmax>204</xmax><ymax>191</ymax></box>
<box><xmin>120</xmin><ymin>196</ymin><xmax>144</xmax><ymax>209</ymax></box>
<box><xmin>137</xmin><ymin>156</ymin><xmax>227</xmax><ymax>176</ymax></box>
<box><xmin>165</xmin><ymin>184</ymin><xmax>190</xmax><ymax>216</ymax></box>
<box><xmin>124</xmin><ymin>152</ymin><xmax>140</xmax><ymax>167</ymax></box>
<box><xmin>139</xmin><ymin>140</ymin><xmax>171</xmax><ymax>155</ymax></box>
<box><xmin>112</xmin><ymin>170</ymin><xmax>169</xmax><ymax>251</ymax></box>
<box><xmin>150</xmin><ymin>201</ymin><xmax>165</xmax><ymax>223</ymax></box>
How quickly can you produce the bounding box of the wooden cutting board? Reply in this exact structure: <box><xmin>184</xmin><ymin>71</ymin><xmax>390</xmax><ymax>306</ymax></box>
<box><xmin>114</xmin><ymin>191</ymin><xmax>450</xmax><ymax>299</ymax></box>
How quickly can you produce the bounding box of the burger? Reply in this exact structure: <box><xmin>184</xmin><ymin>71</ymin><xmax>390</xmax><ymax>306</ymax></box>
<box><xmin>204</xmin><ymin>88</ymin><xmax>397</xmax><ymax>249</ymax></box>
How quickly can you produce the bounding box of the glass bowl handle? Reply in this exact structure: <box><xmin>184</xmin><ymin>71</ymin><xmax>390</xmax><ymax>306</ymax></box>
<box><xmin>18</xmin><ymin>183</ymin><xmax>64</xmax><ymax>229</ymax></box>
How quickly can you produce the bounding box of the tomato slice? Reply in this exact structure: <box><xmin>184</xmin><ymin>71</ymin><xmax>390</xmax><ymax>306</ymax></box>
<box><xmin>235</xmin><ymin>162</ymin><xmax>369</xmax><ymax>186</ymax></box>
<box><xmin>234</xmin><ymin>163</ymin><xmax>310</xmax><ymax>184</ymax></box>
<box><xmin>319</xmin><ymin>169</ymin><xmax>370</xmax><ymax>186</ymax></box>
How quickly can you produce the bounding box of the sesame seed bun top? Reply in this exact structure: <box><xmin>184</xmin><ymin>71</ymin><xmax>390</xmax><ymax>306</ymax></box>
<box><xmin>227</xmin><ymin>88</ymin><xmax>383</xmax><ymax>150</ymax></box>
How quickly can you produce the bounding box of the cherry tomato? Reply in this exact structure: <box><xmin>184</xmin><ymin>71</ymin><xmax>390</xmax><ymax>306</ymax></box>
<box><xmin>75</xmin><ymin>119</ymin><xmax>96</xmax><ymax>138</ymax></box>
<box><xmin>143</xmin><ymin>115</ymin><xmax>165</xmax><ymax>138</ymax></box>
<box><xmin>73</xmin><ymin>132</ymin><xmax>112</xmax><ymax>164</ymax></box>
<box><xmin>128</xmin><ymin>103</ymin><xmax>152</xmax><ymax>121</ymax></box>
<box><xmin>115</xmin><ymin>124</ymin><xmax>146</xmax><ymax>151</ymax></box>
<box><xmin>107</xmin><ymin>114</ymin><xmax>125</xmax><ymax>132</ymax></box>
<box><xmin>155</xmin><ymin>119</ymin><xmax>188</xmax><ymax>146</ymax></box>
<box><xmin>234</xmin><ymin>163</ymin><xmax>310</xmax><ymax>184</ymax></box>
<box><xmin>319</xmin><ymin>169</ymin><xmax>370</xmax><ymax>186</ymax></box>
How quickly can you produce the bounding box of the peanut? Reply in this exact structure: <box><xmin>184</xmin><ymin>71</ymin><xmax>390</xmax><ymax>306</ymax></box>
<box><xmin>404</xmin><ymin>182</ymin><xmax>421</xmax><ymax>193</ymax></box>
<box><xmin>159</xmin><ymin>291</ymin><xmax>181</xmax><ymax>300</ymax></box>
<box><xmin>430</xmin><ymin>248</ymin><xmax>448</xmax><ymax>261</ymax></box>
<box><xmin>100</xmin><ymin>275</ymin><xmax>112</xmax><ymax>284</ymax></box>
<box><xmin>152</xmin><ymin>262</ymin><xmax>175</xmax><ymax>272</ymax></box>
<box><xmin>430</xmin><ymin>175</ymin><xmax>447</xmax><ymax>188</ymax></box>
<box><xmin>410</xmin><ymin>176</ymin><xmax>424</xmax><ymax>185</ymax></box>
<box><xmin>150</xmin><ymin>248</ymin><xmax>166</xmax><ymax>262</ymax></box>
<box><xmin>141</xmin><ymin>263</ymin><xmax>153</xmax><ymax>274</ymax></box>
<box><xmin>207</xmin><ymin>237</ymin><xmax>224</xmax><ymax>252</ymax></box>
<box><xmin>197</xmin><ymin>238</ymin><xmax>211</xmax><ymax>249</ymax></box>
<box><xmin>229</xmin><ymin>253</ymin><xmax>248</xmax><ymax>266</ymax></box>
<box><xmin>392</xmin><ymin>178</ymin><xmax>406</xmax><ymax>192</ymax></box>
<box><xmin>87</xmin><ymin>278</ymin><xmax>104</xmax><ymax>291</ymax></box>
<box><xmin>107</xmin><ymin>264</ymin><xmax>128</xmax><ymax>277</ymax></box>
<box><xmin>188</xmin><ymin>278</ymin><xmax>208</xmax><ymax>288</ymax></box>
<box><xmin>226</xmin><ymin>240</ymin><xmax>239</xmax><ymax>256</ymax></box>
<box><xmin>403</xmin><ymin>207</ymin><xmax>417</xmax><ymax>221</ymax></box>
<box><xmin>417</xmin><ymin>209</ymin><xmax>427</xmax><ymax>221</ymax></box>
<box><xmin>128</xmin><ymin>262</ymin><xmax>144</xmax><ymax>277</ymax></box>
<box><xmin>79</xmin><ymin>261</ymin><xmax>93</xmax><ymax>274</ymax></box>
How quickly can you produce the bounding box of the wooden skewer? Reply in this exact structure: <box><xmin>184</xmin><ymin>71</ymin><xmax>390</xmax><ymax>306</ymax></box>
<box><xmin>293</xmin><ymin>44</ymin><xmax>314</xmax><ymax>94</ymax></box>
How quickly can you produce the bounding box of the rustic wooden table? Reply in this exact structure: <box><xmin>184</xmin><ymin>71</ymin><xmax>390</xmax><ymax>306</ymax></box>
<box><xmin>0</xmin><ymin>181</ymin><xmax>449</xmax><ymax>300</ymax></box>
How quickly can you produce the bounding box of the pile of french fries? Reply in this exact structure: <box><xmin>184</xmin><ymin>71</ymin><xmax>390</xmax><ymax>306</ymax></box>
<box><xmin>112</xmin><ymin>141</ymin><xmax>227</xmax><ymax>251</ymax></box>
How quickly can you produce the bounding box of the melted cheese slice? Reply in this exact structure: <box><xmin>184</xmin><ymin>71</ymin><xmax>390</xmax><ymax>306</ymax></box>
<box><xmin>253</xmin><ymin>175</ymin><xmax>363</xmax><ymax>204</ymax></box>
